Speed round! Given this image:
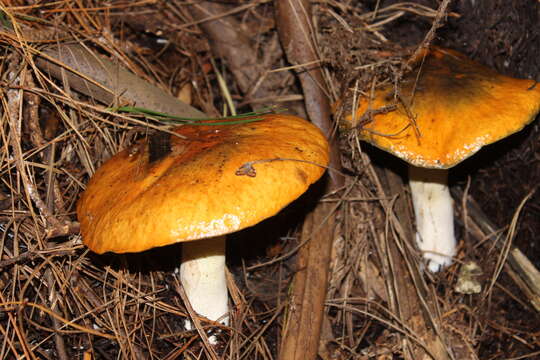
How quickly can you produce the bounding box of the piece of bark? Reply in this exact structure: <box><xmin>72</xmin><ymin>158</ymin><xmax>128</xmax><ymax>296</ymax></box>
<box><xmin>275</xmin><ymin>0</ymin><xmax>343</xmax><ymax>189</ymax></box>
<box><xmin>281</xmin><ymin>199</ymin><xmax>338</xmax><ymax>359</ymax></box>
<box><xmin>276</xmin><ymin>1</ymin><xmax>344</xmax><ymax>359</ymax></box>
<box><xmin>36</xmin><ymin>44</ymin><xmax>205</xmax><ymax>118</ymax></box>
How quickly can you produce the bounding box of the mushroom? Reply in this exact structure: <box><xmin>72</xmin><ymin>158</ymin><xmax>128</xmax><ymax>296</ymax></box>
<box><xmin>77</xmin><ymin>113</ymin><xmax>329</xmax><ymax>330</ymax></box>
<box><xmin>342</xmin><ymin>47</ymin><xmax>540</xmax><ymax>272</ymax></box>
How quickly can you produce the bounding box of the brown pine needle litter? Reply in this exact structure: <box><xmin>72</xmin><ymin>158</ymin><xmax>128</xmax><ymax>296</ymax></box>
<box><xmin>0</xmin><ymin>1</ymin><xmax>539</xmax><ymax>359</ymax></box>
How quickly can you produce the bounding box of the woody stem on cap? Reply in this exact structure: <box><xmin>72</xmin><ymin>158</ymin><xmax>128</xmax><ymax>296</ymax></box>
<box><xmin>180</xmin><ymin>235</ymin><xmax>229</xmax><ymax>327</ymax></box>
<box><xmin>408</xmin><ymin>166</ymin><xmax>456</xmax><ymax>272</ymax></box>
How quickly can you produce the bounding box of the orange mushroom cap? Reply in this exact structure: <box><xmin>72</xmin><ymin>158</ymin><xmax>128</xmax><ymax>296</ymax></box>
<box><xmin>343</xmin><ymin>47</ymin><xmax>540</xmax><ymax>168</ymax></box>
<box><xmin>77</xmin><ymin>114</ymin><xmax>329</xmax><ymax>254</ymax></box>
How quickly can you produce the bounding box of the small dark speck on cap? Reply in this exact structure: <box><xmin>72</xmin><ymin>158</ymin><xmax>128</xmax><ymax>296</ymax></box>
<box><xmin>296</xmin><ymin>168</ymin><xmax>308</xmax><ymax>184</ymax></box>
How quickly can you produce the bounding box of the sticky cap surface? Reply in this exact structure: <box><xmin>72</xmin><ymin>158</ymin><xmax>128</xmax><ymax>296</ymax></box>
<box><xmin>77</xmin><ymin>114</ymin><xmax>329</xmax><ymax>254</ymax></box>
<box><xmin>343</xmin><ymin>47</ymin><xmax>540</xmax><ymax>168</ymax></box>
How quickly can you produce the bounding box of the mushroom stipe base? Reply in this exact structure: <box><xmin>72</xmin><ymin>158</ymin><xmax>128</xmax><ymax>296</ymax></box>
<box><xmin>180</xmin><ymin>235</ymin><xmax>229</xmax><ymax>328</ymax></box>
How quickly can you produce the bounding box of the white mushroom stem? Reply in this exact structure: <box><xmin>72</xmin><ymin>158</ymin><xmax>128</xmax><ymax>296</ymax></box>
<box><xmin>180</xmin><ymin>235</ymin><xmax>229</xmax><ymax>328</ymax></box>
<box><xmin>409</xmin><ymin>166</ymin><xmax>456</xmax><ymax>272</ymax></box>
